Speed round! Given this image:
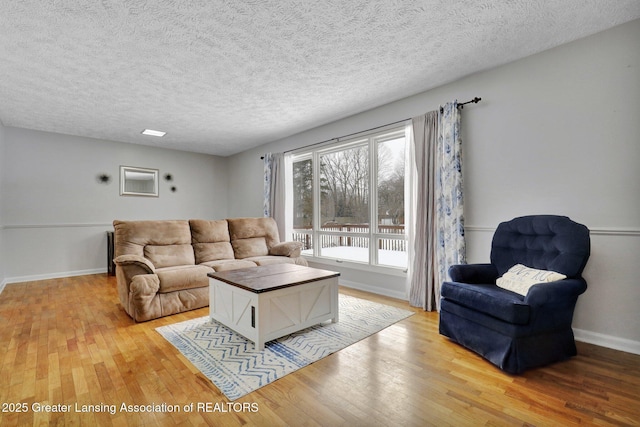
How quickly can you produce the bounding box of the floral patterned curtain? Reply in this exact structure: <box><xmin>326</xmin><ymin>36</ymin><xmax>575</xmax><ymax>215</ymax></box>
<box><xmin>409</xmin><ymin>101</ymin><xmax>465</xmax><ymax>311</ymax></box>
<box><xmin>263</xmin><ymin>153</ymin><xmax>275</xmax><ymax>217</ymax></box>
<box><xmin>437</xmin><ymin>102</ymin><xmax>466</xmax><ymax>301</ymax></box>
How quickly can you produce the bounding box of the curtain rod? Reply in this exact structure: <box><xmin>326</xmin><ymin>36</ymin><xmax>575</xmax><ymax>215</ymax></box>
<box><xmin>448</xmin><ymin>96</ymin><xmax>482</xmax><ymax>111</ymax></box>
<box><xmin>261</xmin><ymin>97</ymin><xmax>481</xmax><ymax>159</ymax></box>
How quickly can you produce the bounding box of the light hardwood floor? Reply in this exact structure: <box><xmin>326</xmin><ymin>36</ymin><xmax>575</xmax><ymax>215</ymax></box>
<box><xmin>0</xmin><ymin>274</ymin><xmax>638</xmax><ymax>426</ymax></box>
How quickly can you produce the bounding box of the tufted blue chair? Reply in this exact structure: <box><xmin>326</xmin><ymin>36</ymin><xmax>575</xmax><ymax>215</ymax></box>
<box><xmin>439</xmin><ymin>215</ymin><xmax>590</xmax><ymax>374</ymax></box>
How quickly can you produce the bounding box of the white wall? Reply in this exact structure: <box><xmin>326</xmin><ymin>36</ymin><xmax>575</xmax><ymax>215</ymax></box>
<box><xmin>227</xmin><ymin>20</ymin><xmax>640</xmax><ymax>352</ymax></box>
<box><xmin>1</xmin><ymin>127</ymin><xmax>229</xmax><ymax>281</ymax></box>
<box><xmin>0</xmin><ymin>119</ymin><xmax>6</xmax><ymax>289</ymax></box>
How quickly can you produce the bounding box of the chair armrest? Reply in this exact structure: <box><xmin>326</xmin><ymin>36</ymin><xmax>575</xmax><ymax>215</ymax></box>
<box><xmin>269</xmin><ymin>241</ymin><xmax>303</xmax><ymax>258</ymax></box>
<box><xmin>524</xmin><ymin>278</ymin><xmax>587</xmax><ymax>307</ymax></box>
<box><xmin>448</xmin><ymin>263</ymin><xmax>499</xmax><ymax>284</ymax></box>
<box><xmin>114</xmin><ymin>254</ymin><xmax>156</xmax><ymax>274</ymax></box>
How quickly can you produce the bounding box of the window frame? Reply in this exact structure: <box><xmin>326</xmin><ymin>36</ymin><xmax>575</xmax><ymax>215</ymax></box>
<box><xmin>288</xmin><ymin>124</ymin><xmax>408</xmax><ymax>274</ymax></box>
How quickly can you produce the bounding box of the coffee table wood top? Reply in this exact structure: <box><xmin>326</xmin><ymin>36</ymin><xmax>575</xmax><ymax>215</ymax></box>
<box><xmin>207</xmin><ymin>264</ymin><xmax>340</xmax><ymax>293</ymax></box>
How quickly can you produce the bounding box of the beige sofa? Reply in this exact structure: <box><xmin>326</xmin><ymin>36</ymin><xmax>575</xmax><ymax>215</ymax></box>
<box><xmin>113</xmin><ymin>217</ymin><xmax>307</xmax><ymax>322</ymax></box>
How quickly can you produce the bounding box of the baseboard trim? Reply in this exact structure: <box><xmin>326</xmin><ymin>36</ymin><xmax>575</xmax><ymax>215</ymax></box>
<box><xmin>339</xmin><ymin>278</ymin><xmax>407</xmax><ymax>301</ymax></box>
<box><xmin>574</xmin><ymin>328</ymin><xmax>640</xmax><ymax>356</ymax></box>
<box><xmin>3</xmin><ymin>268</ymin><xmax>108</xmax><ymax>285</ymax></box>
<box><xmin>0</xmin><ymin>279</ymin><xmax>7</xmax><ymax>295</ymax></box>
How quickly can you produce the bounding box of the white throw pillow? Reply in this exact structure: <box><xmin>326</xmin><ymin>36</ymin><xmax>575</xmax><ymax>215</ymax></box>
<box><xmin>496</xmin><ymin>264</ymin><xmax>567</xmax><ymax>296</ymax></box>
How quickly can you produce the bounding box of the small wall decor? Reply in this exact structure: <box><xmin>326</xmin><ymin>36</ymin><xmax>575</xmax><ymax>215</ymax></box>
<box><xmin>96</xmin><ymin>173</ymin><xmax>112</xmax><ymax>184</ymax></box>
<box><xmin>164</xmin><ymin>173</ymin><xmax>177</xmax><ymax>192</ymax></box>
<box><xmin>120</xmin><ymin>166</ymin><xmax>159</xmax><ymax>197</ymax></box>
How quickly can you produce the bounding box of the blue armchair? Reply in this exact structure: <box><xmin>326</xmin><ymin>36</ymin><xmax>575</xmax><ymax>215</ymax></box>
<box><xmin>439</xmin><ymin>215</ymin><xmax>590</xmax><ymax>374</ymax></box>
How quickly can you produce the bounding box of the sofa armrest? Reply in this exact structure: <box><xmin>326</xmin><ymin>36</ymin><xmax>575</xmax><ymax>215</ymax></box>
<box><xmin>524</xmin><ymin>278</ymin><xmax>587</xmax><ymax>307</ymax></box>
<box><xmin>128</xmin><ymin>274</ymin><xmax>162</xmax><ymax>322</ymax></box>
<box><xmin>114</xmin><ymin>254</ymin><xmax>156</xmax><ymax>274</ymax></box>
<box><xmin>130</xmin><ymin>273</ymin><xmax>160</xmax><ymax>295</ymax></box>
<box><xmin>113</xmin><ymin>256</ymin><xmax>160</xmax><ymax>321</ymax></box>
<box><xmin>269</xmin><ymin>241</ymin><xmax>303</xmax><ymax>258</ymax></box>
<box><xmin>448</xmin><ymin>263</ymin><xmax>499</xmax><ymax>284</ymax></box>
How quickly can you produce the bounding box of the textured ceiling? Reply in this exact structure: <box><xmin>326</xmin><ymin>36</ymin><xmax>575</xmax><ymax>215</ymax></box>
<box><xmin>1</xmin><ymin>1</ymin><xmax>639</xmax><ymax>156</ymax></box>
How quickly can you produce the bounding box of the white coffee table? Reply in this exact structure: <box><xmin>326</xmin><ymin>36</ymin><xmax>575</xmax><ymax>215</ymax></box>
<box><xmin>208</xmin><ymin>264</ymin><xmax>340</xmax><ymax>350</ymax></box>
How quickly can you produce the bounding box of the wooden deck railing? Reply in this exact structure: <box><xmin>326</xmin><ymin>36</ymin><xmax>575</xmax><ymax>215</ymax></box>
<box><xmin>292</xmin><ymin>223</ymin><xmax>406</xmax><ymax>251</ymax></box>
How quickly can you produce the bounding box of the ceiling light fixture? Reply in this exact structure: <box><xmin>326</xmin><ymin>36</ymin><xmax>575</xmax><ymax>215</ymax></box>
<box><xmin>142</xmin><ymin>129</ymin><xmax>166</xmax><ymax>137</ymax></box>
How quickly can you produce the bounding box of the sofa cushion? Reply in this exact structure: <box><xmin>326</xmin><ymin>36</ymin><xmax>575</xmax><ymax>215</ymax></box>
<box><xmin>114</xmin><ymin>220</ymin><xmax>194</xmax><ymax>268</ymax></box>
<box><xmin>227</xmin><ymin>217</ymin><xmax>280</xmax><ymax>258</ymax></box>
<box><xmin>201</xmin><ymin>259</ymin><xmax>258</xmax><ymax>271</ymax></box>
<box><xmin>192</xmin><ymin>242</ymin><xmax>235</xmax><ymax>263</ymax></box>
<box><xmin>232</xmin><ymin>237</ymin><xmax>269</xmax><ymax>259</ymax></box>
<box><xmin>441</xmin><ymin>281</ymin><xmax>531</xmax><ymax>325</ymax></box>
<box><xmin>155</xmin><ymin>265</ymin><xmax>212</xmax><ymax>293</ymax></box>
<box><xmin>189</xmin><ymin>219</ymin><xmax>235</xmax><ymax>263</ymax></box>
<box><xmin>244</xmin><ymin>255</ymin><xmax>297</xmax><ymax>266</ymax></box>
<box><xmin>145</xmin><ymin>244</ymin><xmax>195</xmax><ymax>269</ymax></box>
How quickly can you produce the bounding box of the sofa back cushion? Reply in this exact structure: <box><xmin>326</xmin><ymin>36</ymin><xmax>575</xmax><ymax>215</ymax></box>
<box><xmin>227</xmin><ymin>217</ymin><xmax>280</xmax><ymax>259</ymax></box>
<box><xmin>189</xmin><ymin>219</ymin><xmax>235</xmax><ymax>264</ymax></box>
<box><xmin>113</xmin><ymin>220</ymin><xmax>195</xmax><ymax>268</ymax></box>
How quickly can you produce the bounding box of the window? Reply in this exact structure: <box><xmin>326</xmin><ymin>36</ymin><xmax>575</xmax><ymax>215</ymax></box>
<box><xmin>289</xmin><ymin>126</ymin><xmax>407</xmax><ymax>271</ymax></box>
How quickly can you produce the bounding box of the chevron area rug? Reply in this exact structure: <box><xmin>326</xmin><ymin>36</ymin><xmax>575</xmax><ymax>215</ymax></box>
<box><xmin>156</xmin><ymin>294</ymin><xmax>413</xmax><ymax>401</ymax></box>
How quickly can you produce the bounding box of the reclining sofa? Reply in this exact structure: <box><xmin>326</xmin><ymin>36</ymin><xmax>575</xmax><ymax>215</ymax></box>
<box><xmin>113</xmin><ymin>217</ymin><xmax>307</xmax><ymax>322</ymax></box>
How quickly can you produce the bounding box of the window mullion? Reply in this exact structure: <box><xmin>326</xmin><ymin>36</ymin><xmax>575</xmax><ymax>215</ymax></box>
<box><xmin>312</xmin><ymin>151</ymin><xmax>320</xmax><ymax>257</ymax></box>
<box><xmin>369</xmin><ymin>136</ymin><xmax>377</xmax><ymax>266</ymax></box>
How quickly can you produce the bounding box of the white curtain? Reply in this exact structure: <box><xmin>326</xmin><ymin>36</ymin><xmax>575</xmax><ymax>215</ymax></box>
<box><xmin>408</xmin><ymin>102</ymin><xmax>466</xmax><ymax>311</ymax></box>
<box><xmin>263</xmin><ymin>152</ymin><xmax>286</xmax><ymax>241</ymax></box>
